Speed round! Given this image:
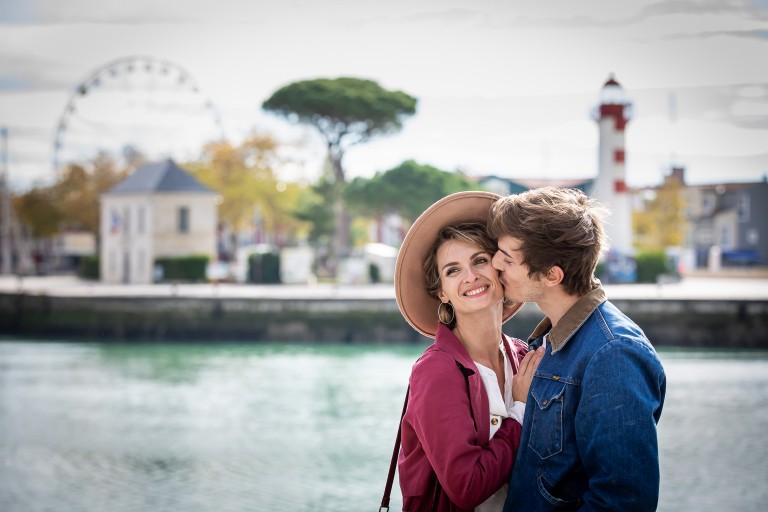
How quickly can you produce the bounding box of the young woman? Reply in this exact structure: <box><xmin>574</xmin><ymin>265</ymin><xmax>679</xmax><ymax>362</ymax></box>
<box><xmin>393</xmin><ymin>191</ymin><xmax>543</xmax><ymax>511</ymax></box>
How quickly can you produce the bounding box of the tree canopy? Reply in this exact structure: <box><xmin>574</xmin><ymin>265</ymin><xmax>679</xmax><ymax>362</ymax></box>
<box><xmin>290</xmin><ymin>159</ymin><xmax>336</xmax><ymax>245</ymax></box>
<box><xmin>633</xmin><ymin>174</ymin><xmax>686</xmax><ymax>250</ymax></box>
<box><xmin>262</xmin><ymin>77</ymin><xmax>417</xmax><ymax>171</ymax></box>
<box><xmin>346</xmin><ymin>160</ymin><xmax>482</xmax><ymax>224</ymax></box>
<box><xmin>186</xmin><ymin>133</ymin><xmax>309</xmax><ymax>250</ymax></box>
<box><xmin>13</xmin><ymin>187</ymin><xmax>60</xmax><ymax>238</ymax></box>
<box><xmin>262</xmin><ymin>77</ymin><xmax>417</xmax><ymax>271</ymax></box>
<box><xmin>15</xmin><ymin>153</ymin><xmax>127</xmax><ymax>238</ymax></box>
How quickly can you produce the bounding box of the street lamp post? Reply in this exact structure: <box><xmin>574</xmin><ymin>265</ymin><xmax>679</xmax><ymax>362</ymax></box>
<box><xmin>0</xmin><ymin>126</ymin><xmax>11</xmax><ymax>275</ymax></box>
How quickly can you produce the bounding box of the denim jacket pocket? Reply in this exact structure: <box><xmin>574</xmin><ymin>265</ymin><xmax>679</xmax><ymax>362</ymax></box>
<box><xmin>537</xmin><ymin>474</ymin><xmax>580</xmax><ymax>509</ymax></box>
<box><xmin>529</xmin><ymin>378</ymin><xmax>566</xmax><ymax>459</ymax></box>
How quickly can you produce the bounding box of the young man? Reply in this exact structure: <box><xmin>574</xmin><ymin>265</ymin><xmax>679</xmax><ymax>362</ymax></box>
<box><xmin>488</xmin><ymin>186</ymin><xmax>666</xmax><ymax>511</ymax></box>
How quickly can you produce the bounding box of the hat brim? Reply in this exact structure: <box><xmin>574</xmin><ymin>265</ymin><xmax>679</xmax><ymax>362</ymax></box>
<box><xmin>394</xmin><ymin>191</ymin><xmax>523</xmax><ymax>338</ymax></box>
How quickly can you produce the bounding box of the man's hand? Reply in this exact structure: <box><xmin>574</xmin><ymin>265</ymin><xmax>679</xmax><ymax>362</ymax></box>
<box><xmin>512</xmin><ymin>346</ymin><xmax>544</xmax><ymax>403</ymax></box>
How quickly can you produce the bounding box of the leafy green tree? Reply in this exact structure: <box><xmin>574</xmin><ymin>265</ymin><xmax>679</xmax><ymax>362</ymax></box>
<box><xmin>346</xmin><ymin>160</ymin><xmax>482</xmax><ymax>224</ymax></box>
<box><xmin>262</xmin><ymin>77</ymin><xmax>417</xmax><ymax>271</ymax></box>
<box><xmin>291</xmin><ymin>164</ymin><xmax>335</xmax><ymax>245</ymax></box>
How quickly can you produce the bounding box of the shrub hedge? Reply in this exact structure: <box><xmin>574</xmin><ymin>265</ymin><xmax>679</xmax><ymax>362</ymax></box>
<box><xmin>155</xmin><ymin>255</ymin><xmax>209</xmax><ymax>282</ymax></box>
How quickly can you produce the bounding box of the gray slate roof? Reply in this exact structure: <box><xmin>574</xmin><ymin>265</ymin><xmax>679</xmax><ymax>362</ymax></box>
<box><xmin>105</xmin><ymin>159</ymin><xmax>214</xmax><ymax>195</ymax></box>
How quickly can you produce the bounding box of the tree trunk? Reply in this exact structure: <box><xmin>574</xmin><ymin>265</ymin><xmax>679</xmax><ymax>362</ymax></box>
<box><xmin>328</xmin><ymin>149</ymin><xmax>349</xmax><ymax>277</ymax></box>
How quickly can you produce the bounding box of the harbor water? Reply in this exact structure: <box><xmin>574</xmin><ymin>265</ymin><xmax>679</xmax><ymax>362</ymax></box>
<box><xmin>1</xmin><ymin>340</ymin><xmax>766</xmax><ymax>511</ymax></box>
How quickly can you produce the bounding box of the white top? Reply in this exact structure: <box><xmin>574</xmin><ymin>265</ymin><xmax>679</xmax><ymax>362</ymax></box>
<box><xmin>473</xmin><ymin>340</ymin><xmax>526</xmax><ymax>512</ymax></box>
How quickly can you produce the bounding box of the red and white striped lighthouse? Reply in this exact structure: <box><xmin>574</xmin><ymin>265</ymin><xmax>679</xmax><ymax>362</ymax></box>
<box><xmin>591</xmin><ymin>74</ymin><xmax>633</xmax><ymax>255</ymax></box>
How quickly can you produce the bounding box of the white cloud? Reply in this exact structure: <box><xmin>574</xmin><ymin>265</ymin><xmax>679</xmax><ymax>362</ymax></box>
<box><xmin>0</xmin><ymin>0</ymin><xmax>766</xmax><ymax>190</ymax></box>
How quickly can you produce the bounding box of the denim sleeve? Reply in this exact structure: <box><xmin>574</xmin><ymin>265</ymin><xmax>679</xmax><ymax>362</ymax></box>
<box><xmin>576</xmin><ymin>339</ymin><xmax>666</xmax><ymax>511</ymax></box>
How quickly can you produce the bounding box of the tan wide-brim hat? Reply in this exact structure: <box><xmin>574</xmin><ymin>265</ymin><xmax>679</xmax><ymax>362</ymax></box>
<box><xmin>394</xmin><ymin>190</ymin><xmax>523</xmax><ymax>338</ymax></box>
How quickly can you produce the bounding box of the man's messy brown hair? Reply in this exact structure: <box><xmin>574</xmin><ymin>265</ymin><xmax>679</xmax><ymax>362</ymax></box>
<box><xmin>488</xmin><ymin>186</ymin><xmax>609</xmax><ymax>297</ymax></box>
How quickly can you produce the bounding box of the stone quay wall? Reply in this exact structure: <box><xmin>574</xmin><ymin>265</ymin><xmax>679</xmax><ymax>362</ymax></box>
<box><xmin>2</xmin><ymin>293</ymin><xmax>767</xmax><ymax>348</ymax></box>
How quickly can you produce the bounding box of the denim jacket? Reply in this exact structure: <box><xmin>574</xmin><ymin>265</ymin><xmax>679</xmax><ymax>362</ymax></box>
<box><xmin>503</xmin><ymin>286</ymin><xmax>666</xmax><ymax>511</ymax></box>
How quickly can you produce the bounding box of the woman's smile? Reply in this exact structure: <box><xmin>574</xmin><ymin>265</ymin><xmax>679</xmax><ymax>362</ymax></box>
<box><xmin>464</xmin><ymin>285</ymin><xmax>489</xmax><ymax>297</ymax></box>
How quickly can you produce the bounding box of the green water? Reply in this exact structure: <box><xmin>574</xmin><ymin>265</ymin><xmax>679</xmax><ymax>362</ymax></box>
<box><xmin>0</xmin><ymin>341</ymin><xmax>766</xmax><ymax>511</ymax></box>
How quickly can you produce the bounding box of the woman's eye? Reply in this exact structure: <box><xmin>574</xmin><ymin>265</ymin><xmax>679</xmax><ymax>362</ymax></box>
<box><xmin>475</xmin><ymin>257</ymin><xmax>488</xmax><ymax>265</ymax></box>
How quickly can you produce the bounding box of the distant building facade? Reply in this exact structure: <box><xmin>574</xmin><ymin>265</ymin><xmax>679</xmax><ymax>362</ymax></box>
<box><xmin>683</xmin><ymin>175</ymin><xmax>768</xmax><ymax>268</ymax></box>
<box><xmin>632</xmin><ymin>166</ymin><xmax>768</xmax><ymax>269</ymax></box>
<box><xmin>100</xmin><ymin>159</ymin><xmax>218</xmax><ymax>284</ymax></box>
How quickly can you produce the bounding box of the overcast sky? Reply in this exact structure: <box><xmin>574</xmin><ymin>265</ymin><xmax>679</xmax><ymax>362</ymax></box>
<box><xmin>1</xmin><ymin>0</ymin><xmax>767</xmax><ymax>190</ymax></box>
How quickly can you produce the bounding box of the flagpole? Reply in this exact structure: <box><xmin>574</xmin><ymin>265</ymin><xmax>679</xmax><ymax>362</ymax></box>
<box><xmin>0</xmin><ymin>126</ymin><xmax>11</xmax><ymax>275</ymax></box>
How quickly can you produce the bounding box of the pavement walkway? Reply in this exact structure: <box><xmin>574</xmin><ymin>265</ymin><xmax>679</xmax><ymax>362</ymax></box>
<box><xmin>1</xmin><ymin>274</ymin><xmax>767</xmax><ymax>301</ymax></box>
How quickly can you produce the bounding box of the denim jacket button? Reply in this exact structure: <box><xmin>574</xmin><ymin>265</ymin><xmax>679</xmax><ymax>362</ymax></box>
<box><xmin>542</xmin><ymin>399</ymin><xmax>548</xmax><ymax>405</ymax></box>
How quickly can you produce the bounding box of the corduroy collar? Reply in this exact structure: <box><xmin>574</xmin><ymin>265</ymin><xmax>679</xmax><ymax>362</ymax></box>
<box><xmin>528</xmin><ymin>286</ymin><xmax>607</xmax><ymax>354</ymax></box>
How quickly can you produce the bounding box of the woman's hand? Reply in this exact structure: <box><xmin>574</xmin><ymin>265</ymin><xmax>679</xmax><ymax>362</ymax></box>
<box><xmin>512</xmin><ymin>346</ymin><xmax>544</xmax><ymax>403</ymax></box>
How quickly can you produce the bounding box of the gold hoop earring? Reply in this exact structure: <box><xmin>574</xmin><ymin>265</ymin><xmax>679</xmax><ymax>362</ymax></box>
<box><xmin>438</xmin><ymin>301</ymin><xmax>455</xmax><ymax>325</ymax></box>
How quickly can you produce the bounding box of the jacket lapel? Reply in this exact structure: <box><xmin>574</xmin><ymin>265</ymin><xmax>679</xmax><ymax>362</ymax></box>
<box><xmin>434</xmin><ymin>323</ymin><xmax>491</xmax><ymax>446</ymax></box>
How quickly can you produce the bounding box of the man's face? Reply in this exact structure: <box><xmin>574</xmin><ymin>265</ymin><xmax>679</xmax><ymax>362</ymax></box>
<box><xmin>492</xmin><ymin>235</ymin><xmax>546</xmax><ymax>304</ymax></box>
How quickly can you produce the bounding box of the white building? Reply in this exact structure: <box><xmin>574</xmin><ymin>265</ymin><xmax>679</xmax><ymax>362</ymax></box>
<box><xmin>100</xmin><ymin>159</ymin><xmax>218</xmax><ymax>284</ymax></box>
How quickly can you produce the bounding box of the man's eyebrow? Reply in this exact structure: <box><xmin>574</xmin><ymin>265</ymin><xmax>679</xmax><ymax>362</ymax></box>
<box><xmin>497</xmin><ymin>247</ymin><xmax>512</xmax><ymax>258</ymax></box>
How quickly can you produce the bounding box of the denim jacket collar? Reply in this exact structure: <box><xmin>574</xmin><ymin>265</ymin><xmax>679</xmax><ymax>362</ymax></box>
<box><xmin>528</xmin><ymin>286</ymin><xmax>607</xmax><ymax>354</ymax></box>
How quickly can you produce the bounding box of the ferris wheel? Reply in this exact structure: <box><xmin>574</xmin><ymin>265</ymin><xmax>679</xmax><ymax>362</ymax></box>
<box><xmin>52</xmin><ymin>55</ymin><xmax>225</xmax><ymax>173</ymax></box>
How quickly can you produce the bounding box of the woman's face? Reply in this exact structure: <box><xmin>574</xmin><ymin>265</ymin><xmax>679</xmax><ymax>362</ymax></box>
<box><xmin>436</xmin><ymin>238</ymin><xmax>504</xmax><ymax>317</ymax></box>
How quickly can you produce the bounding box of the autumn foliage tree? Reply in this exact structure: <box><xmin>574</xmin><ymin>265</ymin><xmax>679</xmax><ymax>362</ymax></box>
<box><xmin>262</xmin><ymin>77</ymin><xmax>417</xmax><ymax>272</ymax></box>
<box><xmin>13</xmin><ymin>187</ymin><xmax>60</xmax><ymax>238</ymax></box>
<box><xmin>633</xmin><ymin>173</ymin><xmax>687</xmax><ymax>251</ymax></box>
<box><xmin>14</xmin><ymin>152</ymin><xmax>127</xmax><ymax>241</ymax></box>
<box><xmin>186</xmin><ymin>133</ymin><xmax>308</xmax><ymax>256</ymax></box>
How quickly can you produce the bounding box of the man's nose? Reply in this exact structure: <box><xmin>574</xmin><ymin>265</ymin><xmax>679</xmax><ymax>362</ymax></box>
<box><xmin>492</xmin><ymin>251</ymin><xmax>503</xmax><ymax>270</ymax></box>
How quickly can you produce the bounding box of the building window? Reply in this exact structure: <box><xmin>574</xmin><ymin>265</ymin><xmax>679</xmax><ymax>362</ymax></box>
<box><xmin>122</xmin><ymin>207</ymin><xmax>130</xmax><ymax>236</ymax></box>
<box><xmin>109</xmin><ymin>249</ymin><xmax>116</xmax><ymax>276</ymax></box>
<box><xmin>138</xmin><ymin>248</ymin><xmax>145</xmax><ymax>278</ymax></box>
<box><xmin>747</xmin><ymin>228</ymin><xmax>759</xmax><ymax>246</ymax></box>
<box><xmin>138</xmin><ymin>206</ymin><xmax>146</xmax><ymax>234</ymax></box>
<box><xmin>178</xmin><ymin>206</ymin><xmax>190</xmax><ymax>234</ymax></box>
<box><xmin>702</xmin><ymin>193</ymin><xmax>715</xmax><ymax>216</ymax></box>
<box><xmin>720</xmin><ymin>225</ymin><xmax>731</xmax><ymax>248</ymax></box>
<box><xmin>737</xmin><ymin>194</ymin><xmax>750</xmax><ymax>223</ymax></box>
<box><xmin>110</xmin><ymin>209</ymin><xmax>120</xmax><ymax>235</ymax></box>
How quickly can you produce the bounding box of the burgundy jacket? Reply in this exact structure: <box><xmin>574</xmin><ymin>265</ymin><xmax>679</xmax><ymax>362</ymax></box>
<box><xmin>398</xmin><ymin>323</ymin><xmax>527</xmax><ymax>511</ymax></box>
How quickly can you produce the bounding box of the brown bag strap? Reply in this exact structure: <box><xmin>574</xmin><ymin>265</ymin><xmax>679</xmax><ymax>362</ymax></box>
<box><xmin>380</xmin><ymin>385</ymin><xmax>409</xmax><ymax>512</ymax></box>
